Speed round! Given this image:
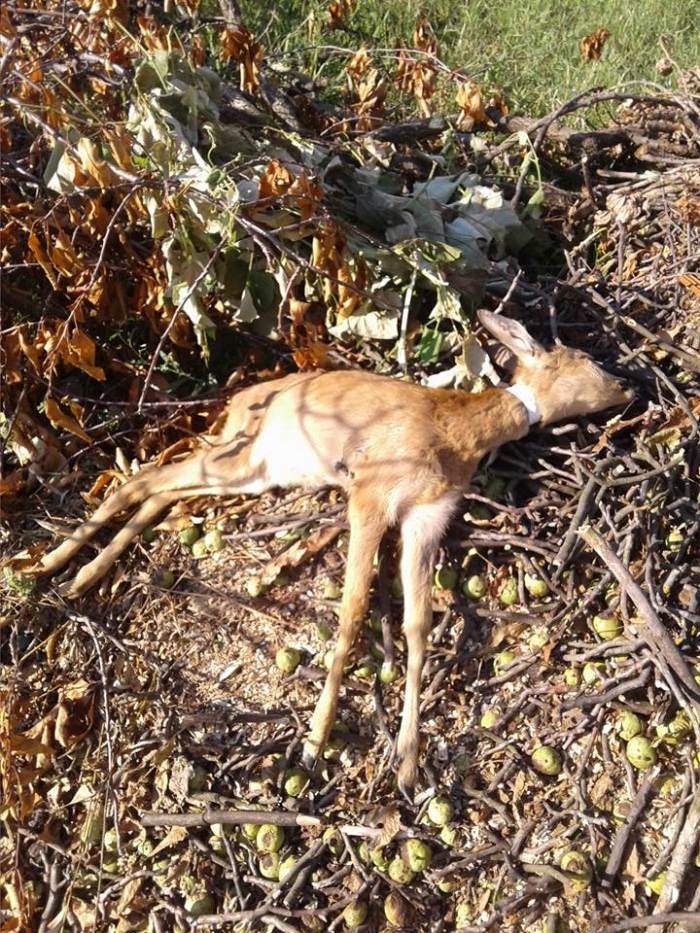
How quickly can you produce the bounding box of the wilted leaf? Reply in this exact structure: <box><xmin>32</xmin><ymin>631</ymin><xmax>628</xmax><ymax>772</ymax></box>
<box><xmin>679</xmin><ymin>272</ymin><xmax>700</xmax><ymax>296</ymax></box>
<box><xmin>456</xmin><ymin>81</ymin><xmax>487</xmax><ymax>127</ymax></box>
<box><xmin>259</xmin><ymin>159</ymin><xmax>295</xmax><ymax>201</ymax></box>
<box><xmin>220</xmin><ymin>24</ymin><xmax>263</xmax><ymax>94</ymax></box>
<box><xmin>329</xmin><ymin>303</ymin><xmax>399</xmax><ymax>340</ymax></box>
<box><xmin>9</xmin><ymin>733</ymin><xmax>54</xmax><ymax>757</ymax></box>
<box><xmin>146</xmin><ymin>737</ymin><xmax>177</xmax><ymax>766</ymax></box>
<box><xmin>350</xmin><ymin>67</ymin><xmax>387</xmax><ymax>130</ymax></box>
<box><xmin>75</xmin><ymin>137</ymin><xmax>117</xmax><ymax>187</ymax></box>
<box><xmin>373</xmin><ymin>804</ymin><xmax>402</xmax><ymax>848</ymax></box>
<box><xmin>346</xmin><ymin>47</ymin><xmax>370</xmax><ymax>81</ymax></box>
<box><xmin>27</xmin><ymin>231</ymin><xmax>58</xmax><ymax>288</ymax></box>
<box><xmin>43</xmin><ymin>397</ymin><xmax>91</xmax><ymax>443</ymax></box>
<box><xmin>55</xmin><ymin>679</ymin><xmax>96</xmax><ymax>748</ymax></box>
<box><xmin>169</xmin><ymin>757</ymin><xmax>194</xmax><ymax>802</ymax></box>
<box><xmin>580</xmin><ymin>27</ymin><xmax>610</xmax><ymax>62</ymax></box>
<box><xmin>116</xmin><ymin>876</ymin><xmax>145</xmax><ymax>923</ymax></box>
<box><xmin>136</xmin><ymin>13</ymin><xmax>169</xmax><ymax>51</ymax></box>
<box><xmin>292</xmin><ymin>342</ymin><xmax>333</xmax><ymax>370</ymax></box>
<box><xmin>413</xmin><ymin>13</ymin><xmax>438</xmax><ymax>56</ymax></box>
<box><xmin>260</xmin><ymin>525</ymin><xmax>342</xmax><ymax>586</ymax></box>
<box><xmin>151</xmin><ymin>824</ymin><xmax>189</xmax><ymax>857</ymax></box>
<box><xmin>50</xmin><ymin>229</ymin><xmax>80</xmax><ymax>276</ymax></box>
<box><xmin>328</xmin><ymin>0</ymin><xmax>352</xmax><ymax>29</ymax></box>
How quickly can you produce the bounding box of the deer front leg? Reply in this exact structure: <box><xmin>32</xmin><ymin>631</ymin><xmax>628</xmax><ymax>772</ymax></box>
<box><xmin>302</xmin><ymin>494</ymin><xmax>387</xmax><ymax>770</ymax></box>
<box><xmin>395</xmin><ymin>495</ymin><xmax>457</xmax><ymax>800</ymax></box>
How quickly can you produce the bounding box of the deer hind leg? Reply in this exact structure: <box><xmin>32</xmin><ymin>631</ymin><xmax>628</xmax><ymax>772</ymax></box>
<box><xmin>38</xmin><ymin>471</ymin><xmax>157</xmax><ymax>578</ymax></box>
<box><xmin>302</xmin><ymin>492</ymin><xmax>388</xmax><ymax>770</ymax></box>
<box><xmin>395</xmin><ymin>494</ymin><xmax>458</xmax><ymax>800</ymax></box>
<box><xmin>37</xmin><ymin>457</ymin><xmax>203</xmax><ymax>578</ymax></box>
<box><xmin>62</xmin><ymin>488</ymin><xmax>193</xmax><ymax>598</ymax></box>
<box><xmin>39</xmin><ymin>434</ymin><xmax>266</xmax><ymax>589</ymax></box>
<box><xmin>57</xmin><ymin>446</ymin><xmax>271</xmax><ymax>597</ymax></box>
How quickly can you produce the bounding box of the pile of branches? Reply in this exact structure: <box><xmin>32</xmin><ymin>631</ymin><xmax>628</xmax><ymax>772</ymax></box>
<box><xmin>1</xmin><ymin>1</ymin><xmax>700</xmax><ymax>931</ymax></box>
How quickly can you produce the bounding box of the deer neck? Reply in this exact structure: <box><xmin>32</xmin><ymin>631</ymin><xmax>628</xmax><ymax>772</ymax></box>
<box><xmin>433</xmin><ymin>388</ymin><xmax>531</xmax><ymax>476</ymax></box>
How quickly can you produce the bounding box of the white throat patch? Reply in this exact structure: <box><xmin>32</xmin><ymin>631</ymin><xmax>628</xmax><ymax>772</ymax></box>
<box><xmin>506</xmin><ymin>383</ymin><xmax>541</xmax><ymax>425</ymax></box>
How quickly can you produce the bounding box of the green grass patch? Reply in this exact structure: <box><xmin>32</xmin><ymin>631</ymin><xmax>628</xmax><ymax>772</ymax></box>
<box><xmin>240</xmin><ymin>0</ymin><xmax>700</xmax><ymax>117</ymax></box>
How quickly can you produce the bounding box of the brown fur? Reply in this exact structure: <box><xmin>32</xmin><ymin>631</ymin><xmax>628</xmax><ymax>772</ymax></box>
<box><xmin>36</xmin><ymin>311</ymin><xmax>631</xmax><ymax>797</ymax></box>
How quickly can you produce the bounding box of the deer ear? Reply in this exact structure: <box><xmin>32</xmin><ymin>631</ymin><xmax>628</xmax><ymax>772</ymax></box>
<box><xmin>477</xmin><ymin>309</ymin><xmax>546</xmax><ymax>363</ymax></box>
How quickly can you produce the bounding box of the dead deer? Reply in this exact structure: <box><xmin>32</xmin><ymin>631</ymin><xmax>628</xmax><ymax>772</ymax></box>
<box><xmin>36</xmin><ymin>310</ymin><xmax>632</xmax><ymax>797</ymax></box>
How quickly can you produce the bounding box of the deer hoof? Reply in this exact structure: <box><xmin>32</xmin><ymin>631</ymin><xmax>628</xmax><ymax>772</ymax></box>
<box><xmin>301</xmin><ymin>738</ymin><xmax>322</xmax><ymax>771</ymax></box>
<box><xmin>397</xmin><ymin>760</ymin><xmax>417</xmax><ymax>804</ymax></box>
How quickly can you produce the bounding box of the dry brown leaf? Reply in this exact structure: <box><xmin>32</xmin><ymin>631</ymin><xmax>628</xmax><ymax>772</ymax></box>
<box><xmin>580</xmin><ymin>27</ymin><xmax>610</xmax><ymax>62</ymax></box>
<box><xmin>260</xmin><ymin>525</ymin><xmax>342</xmax><ymax>586</ymax></box>
<box><xmin>620</xmin><ymin>841</ymin><xmax>645</xmax><ymax>885</ymax></box>
<box><xmin>413</xmin><ymin>13</ymin><xmax>438</xmax><ymax>56</ymax></box>
<box><xmin>51</xmin><ymin>228</ymin><xmax>80</xmax><ymax>277</ymax></box>
<box><xmin>327</xmin><ymin>0</ymin><xmax>352</xmax><ymax>29</ymax></box>
<box><xmin>456</xmin><ymin>81</ymin><xmax>488</xmax><ymax>127</ymax></box>
<box><xmin>145</xmin><ymin>737</ymin><xmax>177</xmax><ymax>767</ymax></box>
<box><xmin>43</xmin><ymin>397</ymin><xmax>91</xmax><ymax>443</ymax></box>
<box><xmin>288</xmin><ymin>298</ymin><xmax>312</xmax><ymax>327</ymax></box>
<box><xmin>373</xmin><ymin>804</ymin><xmax>402</xmax><ymax>848</ymax></box>
<box><xmin>0</xmin><ymin>469</ymin><xmax>25</xmax><ymax>498</ymax></box>
<box><xmin>588</xmin><ymin>770</ymin><xmax>615</xmax><ymax>808</ymax></box>
<box><xmin>346</xmin><ymin>47</ymin><xmax>370</xmax><ymax>82</ymax></box>
<box><xmin>259</xmin><ymin>159</ymin><xmax>295</xmax><ymax>201</ymax></box>
<box><xmin>394</xmin><ymin>32</ymin><xmax>437</xmax><ymax>118</ymax></box>
<box><xmin>220</xmin><ymin>25</ymin><xmax>263</xmax><ymax>94</ymax></box>
<box><xmin>27</xmin><ymin>231</ymin><xmax>58</xmax><ymax>288</ymax></box>
<box><xmin>256</xmin><ymin>161</ymin><xmax>322</xmax><ymax>227</ymax></box>
<box><xmin>55</xmin><ymin>679</ymin><xmax>96</xmax><ymax>748</ymax></box>
<box><xmin>679</xmin><ymin>272</ymin><xmax>700</xmax><ymax>296</ymax></box>
<box><xmin>116</xmin><ymin>877</ymin><xmax>145</xmax><ymax>926</ymax></box>
<box><xmin>292</xmin><ymin>341</ymin><xmax>333</xmax><ymax>371</ymax></box>
<box><xmin>136</xmin><ymin>14</ymin><xmax>169</xmax><ymax>51</ymax></box>
<box><xmin>59</xmin><ymin>327</ymin><xmax>106</xmax><ymax>381</ymax></box>
<box><xmin>3</xmin><ymin>326</ymin><xmax>28</xmax><ymax>381</ymax></box>
<box><xmin>350</xmin><ymin>67</ymin><xmax>387</xmax><ymax>130</ymax></box>
<box><xmin>76</xmin><ymin>137</ymin><xmax>116</xmax><ymax>187</ymax></box>
<box><xmin>168</xmin><ymin>757</ymin><xmax>194</xmax><ymax>802</ymax></box>
<box><xmin>151</xmin><ymin>824</ymin><xmax>189</xmax><ymax>857</ymax></box>
<box><xmin>9</xmin><ymin>733</ymin><xmax>54</xmax><ymax>758</ymax></box>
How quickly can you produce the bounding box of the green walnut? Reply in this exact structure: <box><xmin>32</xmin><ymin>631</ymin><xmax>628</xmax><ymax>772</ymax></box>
<box><xmin>617</xmin><ymin>711</ymin><xmax>643</xmax><ymax>742</ymax></box>
<box><xmin>531</xmin><ymin>745</ymin><xmax>562</xmax><ymax>776</ymax></box>
<box><xmin>499</xmin><ymin>577</ymin><xmax>519</xmax><ymax>606</ymax></box>
<box><xmin>387</xmin><ymin>855</ymin><xmax>415</xmax><ymax>885</ymax></box>
<box><xmin>255</xmin><ymin>824</ymin><xmax>285</xmax><ymax>853</ymax></box>
<box><xmin>462</xmin><ymin>574</ymin><xmax>488</xmax><ymax>599</ymax></box>
<box><xmin>560</xmin><ymin>851</ymin><xmax>593</xmax><ymax>891</ymax></box>
<box><xmin>403</xmin><ymin>838</ymin><xmax>432</xmax><ymax>872</ymax></box>
<box><xmin>275</xmin><ymin>647</ymin><xmax>300</xmax><ymax>674</ymax></box>
<box><xmin>342</xmin><ymin>900</ymin><xmax>368</xmax><ymax>927</ymax></box>
<box><xmin>626</xmin><ymin>735</ymin><xmax>658</xmax><ymax>770</ymax></box>
<box><xmin>283</xmin><ymin>768</ymin><xmax>309</xmax><ymax>797</ymax></box>
<box><xmin>178</xmin><ymin>525</ymin><xmax>201</xmax><ymax>548</ymax></box>
<box><xmin>426</xmin><ymin>795</ymin><xmax>455</xmax><ymax>826</ymax></box>
<box><xmin>524</xmin><ymin>573</ymin><xmax>549</xmax><ymax>598</ymax></box>
<box><xmin>480</xmin><ymin>709</ymin><xmax>500</xmax><ymax>729</ymax></box>
<box><xmin>493</xmin><ymin>650</ymin><xmax>515</xmax><ymax>676</ymax></box>
<box><xmin>204</xmin><ymin>528</ymin><xmax>225</xmax><ymax>552</ymax></box>
<box><xmin>592</xmin><ymin>614</ymin><xmax>623</xmax><ymax>640</ymax></box>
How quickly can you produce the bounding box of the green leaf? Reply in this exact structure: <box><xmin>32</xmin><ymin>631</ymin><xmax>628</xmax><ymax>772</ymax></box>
<box><xmin>416</xmin><ymin>326</ymin><xmax>443</xmax><ymax>364</ymax></box>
